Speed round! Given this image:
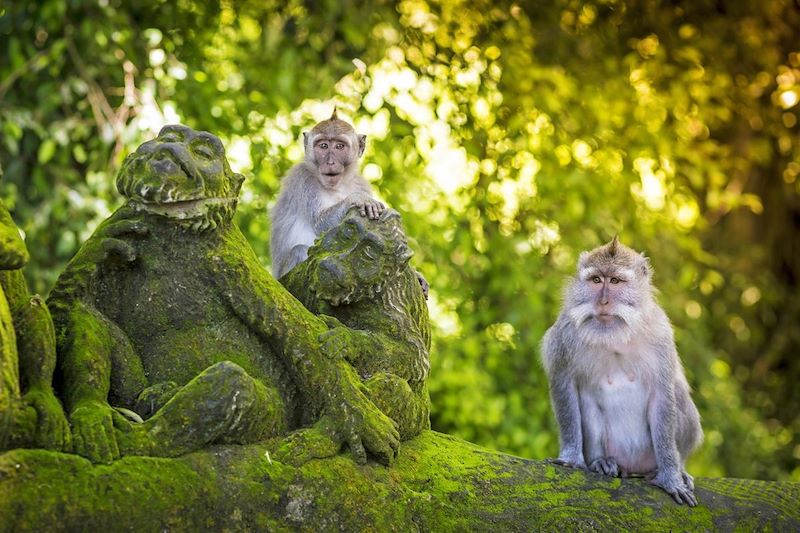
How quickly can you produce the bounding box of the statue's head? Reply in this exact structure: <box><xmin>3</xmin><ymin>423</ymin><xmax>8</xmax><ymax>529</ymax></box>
<box><xmin>117</xmin><ymin>125</ymin><xmax>245</xmax><ymax>231</ymax></box>
<box><xmin>306</xmin><ymin>209</ymin><xmax>414</xmax><ymax>306</ymax></box>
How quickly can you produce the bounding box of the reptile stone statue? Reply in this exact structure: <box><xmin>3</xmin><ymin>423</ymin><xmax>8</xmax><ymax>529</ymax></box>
<box><xmin>281</xmin><ymin>208</ymin><xmax>431</xmax><ymax>444</ymax></box>
<box><xmin>0</xmin><ymin>191</ymin><xmax>70</xmax><ymax>452</ymax></box>
<box><xmin>48</xmin><ymin>125</ymin><xmax>400</xmax><ymax>464</ymax></box>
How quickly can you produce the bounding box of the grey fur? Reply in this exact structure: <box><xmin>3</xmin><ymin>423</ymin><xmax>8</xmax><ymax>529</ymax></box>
<box><xmin>270</xmin><ymin>123</ymin><xmax>384</xmax><ymax>279</ymax></box>
<box><xmin>541</xmin><ymin>238</ymin><xmax>703</xmax><ymax>506</ymax></box>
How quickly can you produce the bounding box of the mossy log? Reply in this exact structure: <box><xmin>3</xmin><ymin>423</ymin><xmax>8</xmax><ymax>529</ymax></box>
<box><xmin>1</xmin><ymin>430</ymin><xmax>797</xmax><ymax>532</ymax></box>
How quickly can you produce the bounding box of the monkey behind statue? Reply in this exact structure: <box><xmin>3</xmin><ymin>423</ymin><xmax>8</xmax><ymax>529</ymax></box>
<box><xmin>270</xmin><ymin>109</ymin><xmax>386</xmax><ymax>279</ymax></box>
<box><xmin>541</xmin><ymin>237</ymin><xmax>703</xmax><ymax>506</ymax></box>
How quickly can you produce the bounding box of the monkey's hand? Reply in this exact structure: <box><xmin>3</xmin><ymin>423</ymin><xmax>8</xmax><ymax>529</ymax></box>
<box><xmin>415</xmin><ymin>270</ymin><xmax>430</xmax><ymax>299</ymax></box>
<box><xmin>347</xmin><ymin>192</ymin><xmax>385</xmax><ymax>220</ymax></box>
<box><xmin>69</xmin><ymin>399</ymin><xmax>121</xmax><ymax>463</ymax></box>
<box><xmin>22</xmin><ymin>386</ymin><xmax>71</xmax><ymax>452</ymax></box>
<box><xmin>588</xmin><ymin>456</ymin><xmax>620</xmax><ymax>477</ymax></box>
<box><xmin>550</xmin><ymin>448</ymin><xmax>586</xmax><ymax>469</ymax></box>
<box><xmin>649</xmin><ymin>469</ymin><xmax>698</xmax><ymax>506</ymax></box>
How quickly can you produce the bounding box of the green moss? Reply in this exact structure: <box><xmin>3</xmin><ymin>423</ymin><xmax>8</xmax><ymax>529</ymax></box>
<box><xmin>1</xmin><ymin>431</ymin><xmax>797</xmax><ymax>531</ymax></box>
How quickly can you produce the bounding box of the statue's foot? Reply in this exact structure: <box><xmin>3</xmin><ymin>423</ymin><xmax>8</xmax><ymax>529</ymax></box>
<box><xmin>272</xmin><ymin>418</ymin><xmax>341</xmax><ymax>467</ymax></box>
<box><xmin>113</xmin><ymin>412</ymin><xmax>153</xmax><ymax>457</ymax></box>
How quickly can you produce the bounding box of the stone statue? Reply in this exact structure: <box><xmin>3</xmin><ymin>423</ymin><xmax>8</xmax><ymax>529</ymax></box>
<box><xmin>272</xmin><ymin>208</ymin><xmax>431</xmax><ymax>463</ymax></box>
<box><xmin>281</xmin><ymin>208</ymin><xmax>431</xmax><ymax>442</ymax></box>
<box><xmin>47</xmin><ymin>125</ymin><xmax>402</xmax><ymax>464</ymax></box>
<box><xmin>0</xmin><ymin>192</ymin><xmax>70</xmax><ymax>452</ymax></box>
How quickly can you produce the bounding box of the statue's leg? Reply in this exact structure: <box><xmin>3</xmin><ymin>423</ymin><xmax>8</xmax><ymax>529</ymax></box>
<box><xmin>363</xmin><ymin>373</ymin><xmax>430</xmax><ymax>441</ymax></box>
<box><xmin>116</xmin><ymin>361</ymin><xmax>286</xmax><ymax>457</ymax></box>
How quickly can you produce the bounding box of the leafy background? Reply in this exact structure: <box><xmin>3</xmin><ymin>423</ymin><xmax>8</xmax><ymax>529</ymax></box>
<box><xmin>1</xmin><ymin>0</ymin><xmax>798</xmax><ymax>480</ymax></box>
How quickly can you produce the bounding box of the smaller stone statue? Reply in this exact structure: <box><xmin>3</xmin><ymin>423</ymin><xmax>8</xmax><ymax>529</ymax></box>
<box><xmin>277</xmin><ymin>208</ymin><xmax>431</xmax><ymax>463</ymax></box>
<box><xmin>0</xmin><ymin>189</ymin><xmax>71</xmax><ymax>452</ymax></box>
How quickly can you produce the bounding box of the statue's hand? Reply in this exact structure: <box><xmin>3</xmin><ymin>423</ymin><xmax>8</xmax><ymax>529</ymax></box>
<box><xmin>324</xmin><ymin>377</ymin><xmax>400</xmax><ymax>466</ymax></box>
<box><xmin>22</xmin><ymin>386</ymin><xmax>71</xmax><ymax>452</ymax></box>
<box><xmin>69</xmin><ymin>399</ymin><xmax>120</xmax><ymax>463</ymax></box>
<box><xmin>92</xmin><ymin>217</ymin><xmax>150</xmax><ymax>267</ymax></box>
<box><xmin>318</xmin><ymin>324</ymin><xmax>360</xmax><ymax>366</ymax></box>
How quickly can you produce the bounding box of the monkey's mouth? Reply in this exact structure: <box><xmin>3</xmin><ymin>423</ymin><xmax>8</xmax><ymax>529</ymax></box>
<box><xmin>130</xmin><ymin>197</ymin><xmax>237</xmax><ymax>220</ymax></box>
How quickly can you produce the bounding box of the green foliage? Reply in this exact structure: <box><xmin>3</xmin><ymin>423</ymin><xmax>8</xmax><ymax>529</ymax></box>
<box><xmin>1</xmin><ymin>0</ymin><xmax>798</xmax><ymax>480</ymax></box>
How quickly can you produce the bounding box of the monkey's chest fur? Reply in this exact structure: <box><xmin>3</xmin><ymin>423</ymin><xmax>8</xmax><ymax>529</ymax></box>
<box><xmin>578</xmin><ymin>346</ymin><xmax>657</xmax><ymax>473</ymax></box>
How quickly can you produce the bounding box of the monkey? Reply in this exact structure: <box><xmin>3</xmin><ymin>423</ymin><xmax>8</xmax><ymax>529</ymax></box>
<box><xmin>540</xmin><ymin>237</ymin><xmax>703</xmax><ymax>506</ymax></box>
<box><xmin>269</xmin><ymin>109</ymin><xmax>386</xmax><ymax>280</ymax></box>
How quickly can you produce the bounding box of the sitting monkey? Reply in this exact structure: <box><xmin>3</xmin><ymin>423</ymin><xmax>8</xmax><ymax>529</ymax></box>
<box><xmin>541</xmin><ymin>237</ymin><xmax>703</xmax><ymax>506</ymax></box>
<box><xmin>270</xmin><ymin>109</ymin><xmax>385</xmax><ymax>279</ymax></box>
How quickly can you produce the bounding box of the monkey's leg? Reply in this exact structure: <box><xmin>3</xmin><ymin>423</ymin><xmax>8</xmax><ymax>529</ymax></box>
<box><xmin>579</xmin><ymin>394</ymin><xmax>620</xmax><ymax>477</ymax></box>
<box><xmin>363</xmin><ymin>372</ymin><xmax>429</xmax><ymax>441</ymax></box>
<box><xmin>115</xmin><ymin>361</ymin><xmax>287</xmax><ymax>458</ymax></box>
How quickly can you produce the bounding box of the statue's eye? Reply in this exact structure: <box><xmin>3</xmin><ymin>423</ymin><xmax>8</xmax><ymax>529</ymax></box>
<box><xmin>592</xmin><ymin>276</ymin><xmax>602</xmax><ymax>284</ymax></box>
<box><xmin>363</xmin><ymin>243</ymin><xmax>378</xmax><ymax>260</ymax></box>
<box><xmin>160</xmin><ymin>134</ymin><xmax>180</xmax><ymax>143</ymax></box>
<box><xmin>193</xmin><ymin>144</ymin><xmax>215</xmax><ymax>159</ymax></box>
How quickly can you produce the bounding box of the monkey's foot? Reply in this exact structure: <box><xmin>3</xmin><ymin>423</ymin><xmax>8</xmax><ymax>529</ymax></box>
<box><xmin>682</xmin><ymin>471</ymin><xmax>695</xmax><ymax>491</ymax></box>
<box><xmin>650</xmin><ymin>470</ymin><xmax>698</xmax><ymax>506</ymax></box>
<box><xmin>588</xmin><ymin>456</ymin><xmax>620</xmax><ymax>477</ymax></box>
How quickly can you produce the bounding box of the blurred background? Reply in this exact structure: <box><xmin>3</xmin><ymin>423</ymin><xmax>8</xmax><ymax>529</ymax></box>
<box><xmin>1</xmin><ymin>0</ymin><xmax>798</xmax><ymax>480</ymax></box>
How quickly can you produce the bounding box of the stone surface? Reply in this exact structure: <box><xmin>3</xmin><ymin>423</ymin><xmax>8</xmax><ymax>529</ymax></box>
<box><xmin>1</xmin><ymin>430</ymin><xmax>797</xmax><ymax>532</ymax></box>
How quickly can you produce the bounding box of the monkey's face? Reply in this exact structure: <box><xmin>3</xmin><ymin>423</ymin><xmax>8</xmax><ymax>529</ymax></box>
<box><xmin>117</xmin><ymin>125</ymin><xmax>244</xmax><ymax>230</ymax></box>
<box><xmin>309</xmin><ymin>210</ymin><xmax>412</xmax><ymax>306</ymax></box>
<box><xmin>567</xmin><ymin>239</ymin><xmax>652</xmax><ymax>345</ymax></box>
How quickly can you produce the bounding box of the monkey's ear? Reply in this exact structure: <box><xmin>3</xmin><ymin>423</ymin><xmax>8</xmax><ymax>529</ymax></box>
<box><xmin>357</xmin><ymin>134</ymin><xmax>367</xmax><ymax>157</ymax></box>
<box><xmin>577</xmin><ymin>251</ymin><xmax>589</xmax><ymax>269</ymax></box>
<box><xmin>637</xmin><ymin>254</ymin><xmax>652</xmax><ymax>279</ymax></box>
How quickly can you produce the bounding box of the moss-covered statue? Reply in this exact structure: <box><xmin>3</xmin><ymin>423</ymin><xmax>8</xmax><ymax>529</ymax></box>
<box><xmin>48</xmin><ymin>125</ymin><xmax>407</xmax><ymax>465</ymax></box>
<box><xmin>0</xmin><ymin>189</ymin><xmax>70</xmax><ymax>452</ymax></box>
<box><xmin>280</xmin><ymin>209</ymin><xmax>430</xmax><ymax>443</ymax></box>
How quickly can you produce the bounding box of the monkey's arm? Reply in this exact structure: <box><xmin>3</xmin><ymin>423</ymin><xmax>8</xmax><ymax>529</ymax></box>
<box><xmin>314</xmin><ymin>190</ymin><xmax>385</xmax><ymax>233</ymax></box>
<box><xmin>646</xmin><ymin>345</ymin><xmax>697</xmax><ymax>506</ymax></box>
<box><xmin>542</xmin><ymin>325</ymin><xmax>586</xmax><ymax>468</ymax></box>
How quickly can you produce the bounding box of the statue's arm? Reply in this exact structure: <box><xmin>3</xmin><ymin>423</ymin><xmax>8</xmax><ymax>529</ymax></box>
<box><xmin>0</xmin><ymin>269</ymin><xmax>71</xmax><ymax>451</ymax></box>
<box><xmin>215</xmin><ymin>228</ymin><xmax>401</xmax><ymax>465</ymax></box>
<box><xmin>317</xmin><ymin>317</ymin><xmax>429</xmax><ymax>383</ymax></box>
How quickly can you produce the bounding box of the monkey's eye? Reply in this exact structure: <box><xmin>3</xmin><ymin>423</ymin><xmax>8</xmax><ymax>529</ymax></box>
<box><xmin>610</xmin><ymin>277</ymin><xmax>620</xmax><ymax>284</ymax></box>
<box><xmin>335</xmin><ymin>143</ymin><xmax>345</xmax><ymax>150</ymax></box>
<box><xmin>591</xmin><ymin>276</ymin><xmax>602</xmax><ymax>284</ymax></box>
<box><xmin>318</xmin><ymin>142</ymin><xmax>329</xmax><ymax>150</ymax></box>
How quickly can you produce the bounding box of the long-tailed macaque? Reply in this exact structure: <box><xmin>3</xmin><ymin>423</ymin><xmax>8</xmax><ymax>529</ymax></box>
<box><xmin>270</xmin><ymin>110</ymin><xmax>385</xmax><ymax>279</ymax></box>
<box><xmin>541</xmin><ymin>237</ymin><xmax>703</xmax><ymax>506</ymax></box>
